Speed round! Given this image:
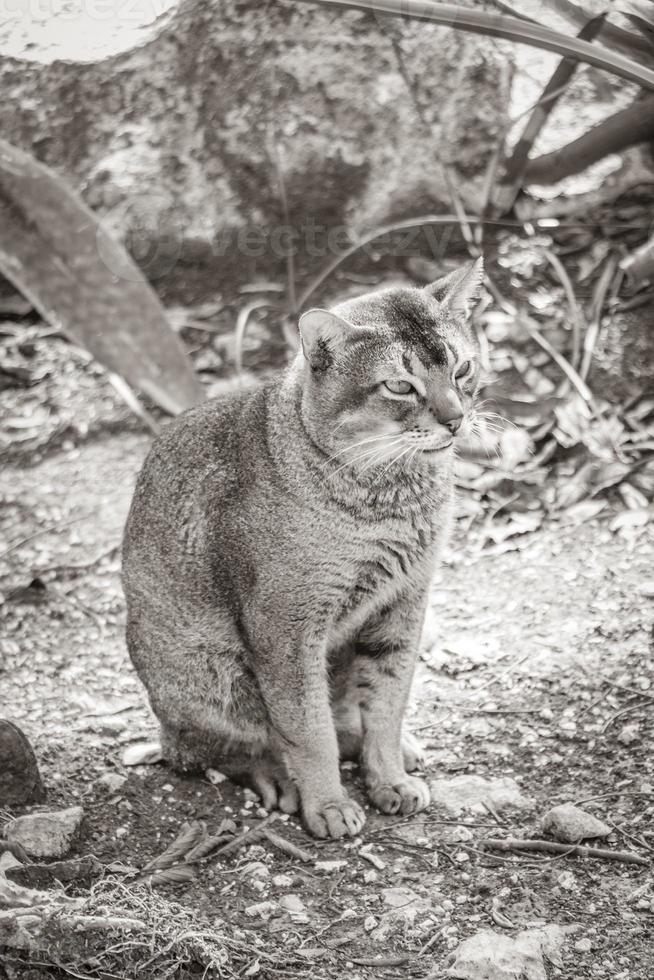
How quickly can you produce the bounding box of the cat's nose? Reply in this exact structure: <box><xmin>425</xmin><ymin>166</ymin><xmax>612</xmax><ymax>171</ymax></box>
<box><xmin>443</xmin><ymin>412</ymin><xmax>463</xmax><ymax>434</ymax></box>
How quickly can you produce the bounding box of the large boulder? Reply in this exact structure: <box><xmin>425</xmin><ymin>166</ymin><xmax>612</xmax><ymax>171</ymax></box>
<box><xmin>0</xmin><ymin>0</ymin><xmax>509</xmax><ymax>300</ymax></box>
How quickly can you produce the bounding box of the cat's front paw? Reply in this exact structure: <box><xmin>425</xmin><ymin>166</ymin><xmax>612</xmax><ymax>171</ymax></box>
<box><xmin>302</xmin><ymin>795</ymin><xmax>366</xmax><ymax>839</ymax></box>
<box><xmin>367</xmin><ymin>775</ymin><xmax>430</xmax><ymax>816</ymax></box>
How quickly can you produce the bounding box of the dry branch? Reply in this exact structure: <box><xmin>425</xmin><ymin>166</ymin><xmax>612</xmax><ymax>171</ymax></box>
<box><xmin>478</xmin><ymin>837</ymin><xmax>649</xmax><ymax>866</ymax></box>
<box><xmin>524</xmin><ymin>96</ymin><xmax>654</xmax><ymax>186</ymax></box>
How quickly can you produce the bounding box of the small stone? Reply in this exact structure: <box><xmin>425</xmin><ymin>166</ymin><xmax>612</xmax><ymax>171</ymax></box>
<box><xmin>575</xmin><ymin>938</ymin><xmax>592</xmax><ymax>953</ymax></box>
<box><xmin>617</xmin><ymin>725</ymin><xmax>639</xmax><ymax>746</ymax></box>
<box><xmin>446</xmin><ymin>924</ymin><xmax>575</xmax><ymax>979</ymax></box>
<box><xmin>0</xmin><ymin>720</ymin><xmax>46</xmax><ymax>805</ymax></box>
<box><xmin>115</xmin><ymin>826</ymin><xmax>128</xmax><ymax>838</ymax></box>
<box><xmin>364</xmin><ymin>914</ymin><xmax>378</xmax><ymax>932</ymax></box>
<box><xmin>557</xmin><ymin>871</ymin><xmax>576</xmax><ymax>891</ymax></box>
<box><xmin>638</xmin><ymin>580</ymin><xmax>654</xmax><ymax>598</ymax></box>
<box><xmin>161</xmin><ymin>783</ymin><xmax>174</xmax><ymax>792</ymax></box>
<box><xmin>542</xmin><ymin>804</ymin><xmax>611</xmax><ymax>843</ymax></box>
<box><xmin>453</xmin><ymin>826</ymin><xmax>474</xmax><ymax>842</ymax></box>
<box><xmin>272</xmin><ymin>874</ymin><xmax>293</xmax><ymax>887</ymax></box>
<box><xmin>245</xmin><ymin>901</ymin><xmax>277</xmax><ymax>920</ymax></box>
<box><xmin>122</xmin><ymin>741</ymin><xmax>162</xmax><ymax>766</ymax></box>
<box><xmin>315</xmin><ymin>860</ymin><xmax>347</xmax><ymax>873</ymax></box>
<box><xmin>5</xmin><ymin>806</ymin><xmax>84</xmax><ymax>859</ymax></box>
<box><xmin>243</xmin><ymin>861</ymin><xmax>270</xmax><ymax>879</ymax></box>
<box><xmin>363</xmin><ymin>869</ymin><xmax>378</xmax><ymax>883</ymax></box>
<box><xmin>429</xmin><ymin>775</ymin><xmax>531</xmax><ymax>816</ymax></box>
<box><xmin>95</xmin><ymin>772</ymin><xmax>127</xmax><ymax>793</ymax></box>
<box><xmin>279</xmin><ymin>893</ymin><xmax>309</xmax><ymax>923</ymax></box>
<box><xmin>205</xmin><ymin>768</ymin><xmax>228</xmax><ymax>785</ymax></box>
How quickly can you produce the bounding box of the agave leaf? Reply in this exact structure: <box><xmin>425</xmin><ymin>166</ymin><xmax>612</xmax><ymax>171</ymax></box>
<box><xmin>0</xmin><ymin>139</ymin><xmax>203</xmax><ymax>415</ymax></box>
<box><xmin>299</xmin><ymin>0</ymin><xmax>654</xmax><ymax>89</ymax></box>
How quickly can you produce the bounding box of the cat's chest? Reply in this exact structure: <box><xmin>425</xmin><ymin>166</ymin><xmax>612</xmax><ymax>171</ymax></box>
<box><xmin>328</xmin><ymin>521</ymin><xmax>434</xmax><ymax>641</ymax></box>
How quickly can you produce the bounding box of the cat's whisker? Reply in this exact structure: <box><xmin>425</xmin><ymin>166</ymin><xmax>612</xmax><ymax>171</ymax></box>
<box><xmin>380</xmin><ymin>443</ymin><xmax>412</xmax><ymax>476</ymax></box>
<box><xmin>329</xmin><ymin>439</ymin><xmax>402</xmax><ymax>478</ymax></box>
<box><xmin>357</xmin><ymin>438</ymin><xmax>406</xmax><ymax>475</ymax></box>
<box><xmin>324</xmin><ymin>432</ymin><xmax>398</xmax><ymax>464</ymax></box>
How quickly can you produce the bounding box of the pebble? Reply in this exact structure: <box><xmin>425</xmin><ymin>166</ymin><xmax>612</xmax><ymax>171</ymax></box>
<box><xmin>315</xmin><ymin>859</ymin><xmax>347</xmax><ymax>873</ymax></box>
<box><xmin>618</xmin><ymin>724</ymin><xmax>640</xmax><ymax>746</ymax></box>
<box><xmin>5</xmin><ymin>806</ymin><xmax>84</xmax><ymax>858</ymax></box>
<box><xmin>245</xmin><ymin>901</ymin><xmax>277</xmax><ymax>920</ymax></box>
<box><xmin>279</xmin><ymin>893</ymin><xmax>309</xmax><ymax>923</ymax></box>
<box><xmin>557</xmin><ymin>871</ymin><xmax>576</xmax><ymax>891</ymax></box>
<box><xmin>575</xmin><ymin>938</ymin><xmax>592</xmax><ymax>953</ymax></box>
<box><xmin>542</xmin><ymin>803</ymin><xmax>611</xmax><ymax>843</ymax></box>
<box><xmin>95</xmin><ymin>772</ymin><xmax>127</xmax><ymax>793</ymax></box>
<box><xmin>272</xmin><ymin>874</ymin><xmax>293</xmax><ymax>888</ymax></box>
<box><xmin>428</xmin><ymin>774</ymin><xmax>532</xmax><ymax>815</ymax></box>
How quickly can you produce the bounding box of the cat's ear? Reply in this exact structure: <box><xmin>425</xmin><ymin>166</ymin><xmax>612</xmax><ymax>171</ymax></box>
<box><xmin>424</xmin><ymin>256</ymin><xmax>484</xmax><ymax>318</ymax></box>
<box><xmin>298</xmin><ymin>308</ymin><xmax>360</xmax><ymax>368</ymax></box>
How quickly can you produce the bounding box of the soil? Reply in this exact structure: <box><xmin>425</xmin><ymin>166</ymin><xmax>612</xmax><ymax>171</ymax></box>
<box><xmin>1</xmin><ymin>319</ymin><xmax>653</xmax><ymax>980</ymax></box>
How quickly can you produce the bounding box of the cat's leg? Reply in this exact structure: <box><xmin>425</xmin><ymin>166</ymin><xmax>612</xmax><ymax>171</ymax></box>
<box><xmin>331</xmin><ymin>664</ymin><xmax>425</xmax><ymax>771</ymax></box>
<box><xmin>353</xmin><ymin>597</ymin><xmax>431</xmax><ymax>816</ymax></box>
<box><xmin>252</xmin><ymin>632</ymin><xmax>366</xmax><ymax>839</ymax></box>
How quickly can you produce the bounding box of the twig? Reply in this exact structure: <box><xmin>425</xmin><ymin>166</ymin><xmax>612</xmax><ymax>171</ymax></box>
<box><xmin>520</xmin><ymin>313</ymin><xmax>593</xmax><ymax>403</ymax></box>
<box><xmin>213</xmin><ymin>813</ymin><xmax>279</xmax><ymax>858</ymax></box>
<box><xmin>607</xmin><ymin>817</ymin><xmax>653</xmax><ymax>855</ymax></box>
<box><xmin>0</xmin><ymin>513</ymin><xmax>92</xmax><ymax>560</ymax></box>
<box><xmin>234</xmin><ymin>300</ymin><xmax>270</xmax><ymax>378</ymax></box>
<box><xmin>262</xmin><ymin>830</ymin><xmax>313</xmax><ymax>863</ymax></box>
<box><xmin>574</xmin><ymin>791</ymin><xmax>654</xmax><ymax>806</ymax></box>
<box><xmin>350</xmin><ymin>956</ymin><xmax>410</xmax><ymax>967</ymax></box>
<box><xmin>478</xmin><ymin>837</ymin><xmax>649</xmax><ymax>866</ymax></box>
<box><xmin>542</xmin><ymin>248</ymin><xmax>584</xmax><ymax>370</ymax></box>
<box><xmin>601</xmin><ymin>698</ymin><xmax>648</xmax><ymax>733</ymax></box>
<box><xmin>580</xmin><ymin>255</ymin><xmax>618</xmax><ymax>382</ymax></box>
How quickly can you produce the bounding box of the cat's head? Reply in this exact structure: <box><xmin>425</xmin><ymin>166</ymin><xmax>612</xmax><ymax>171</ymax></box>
<box><xmin>297</xmin><ymin>257</ymin><xmax>484</xmax><ymax>474</ymax></box>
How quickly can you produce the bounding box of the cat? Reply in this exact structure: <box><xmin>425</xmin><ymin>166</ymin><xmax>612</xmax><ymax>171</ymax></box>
<box><xmin>122</xmin><ymin>256</ymin><xmax>484</xmax><ymax>839</ymax></box>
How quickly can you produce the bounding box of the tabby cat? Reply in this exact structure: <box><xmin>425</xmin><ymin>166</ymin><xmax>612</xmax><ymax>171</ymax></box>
<box><xmin>122</xmin><ymin>257</ymin><xmax>484</xmax><ymax>838</ymax></box>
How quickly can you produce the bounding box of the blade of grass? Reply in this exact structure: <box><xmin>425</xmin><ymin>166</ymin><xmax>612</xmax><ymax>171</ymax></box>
<box><xmin>520</xmin><ymin>313</ymin><xmax>593</xmax><ymax>403</ymax></box>
<box><xmin>297</xmin><ymin>213</ymin><xmax>479</xmax><ymax>309</ymax></box>
<box><xmin>542</xmin><ymin>248</ymin><xmax>585</xmax><ymax>370</ymax></box>
<box><xmin>296</xmin><ymin>0</ymin><xmax>654</xmax><ymax>89</ymax></box>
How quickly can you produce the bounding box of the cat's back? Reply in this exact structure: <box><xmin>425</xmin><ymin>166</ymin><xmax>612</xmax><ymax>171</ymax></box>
<box><xmin>123</xmin><ymin>381</ymin><xmax>270</xmax><ymax>571</ymax></box>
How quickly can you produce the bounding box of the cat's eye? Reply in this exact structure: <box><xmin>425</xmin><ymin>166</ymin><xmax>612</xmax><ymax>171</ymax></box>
<box><xmin>455</xmin><ymin>360</ymin><xmax>472</xmax><ymax>380</ymax></box>
<box><xmin>383</xmin><ymin>379</ymin><xmax>415</xmax><ymax>395</ymax></box>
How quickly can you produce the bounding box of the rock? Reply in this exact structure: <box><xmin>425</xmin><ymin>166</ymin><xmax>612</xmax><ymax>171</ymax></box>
<box><xmin>429</xmin><ymin>775</ymin><xmax>532</xmax><ymax>816</ymax></box>
<box><xmin>122</xmin><ymin>741</ymin><xmax>163</xmax><ymax>766</ymax></box>
<box><xmin>314</xmin><ymin>860</ymin><xmax>347</xmax><ymax>873</ymax></box>
<box><xmin>272</xmin><ymin>874</ymin><xmax>293</xmax><ymax>888</ymax></box>
<box><xmin>0</xmin><ymin>851</ymin><xmax>22</xmax><ymax>876</ymax></box>
<box><xmin>279</xmin><ymin>894</ymin><xmax>309</xmax><ymax>924</ymax></box>
<box><xmin>371</xmin><ymin>887</ymin><xmax>431</xmax><ymax>941</ymax></box>
<box><xmin>95</xmin><ymin>772</ymin><xmax>128</xmax><ymax>793</ymax></box>
<box><xmin>0</xmin><ymin>720</ymin><xmax>46</xmax><ymax>805</ymax></box>
<box><xmin>542</xmin><ymin>804</ymin><xmax>611</xmax><ymax>843</ymax></box>
<box><xmin>242</xmin><ymin>861</ymin><xmax>270</xmax><ymax>879</ymax></box>
<box><xmin>7</xmin><ymin>854</ymin><xmax>103</xmax><ymax>889</ymax></box>
<box><xmin>5</xmin><ymin>806</ymin><xmax>84</xmax><ymax>859</ymax></box>
<box><xmin>617</xmin><ymin>724</ymin><xmax>640</xmax><ymax>745</ymax></box>
<box><xmin>245</xmin><ymin>900</ymin><xmax>278</xmax><ymax>920</ymax></box>
<box><xmin>556</xmin><ymin>871</ymin><xmax>576</xmax><ymax>891</ymax></box>
<box><xmin>574</xmin><ymin>937</ymin><xmax>592</xmax><ymax>953</ymax></box>
<box><xmin>0</xmin><ymin>0</ymin><xmax>508</xmax><ymax>303</ymax></box>
<box><xmin>447</xmin><ymin>925</ymin><xmax>575</xmax><ymax>980</ymax></box>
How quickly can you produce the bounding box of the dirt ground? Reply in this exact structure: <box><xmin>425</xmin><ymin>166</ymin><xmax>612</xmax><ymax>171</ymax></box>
<box><xmin>1</xmin><ymin>330</ymin><xmax>653</xmax><ymax>979</ymax></box>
